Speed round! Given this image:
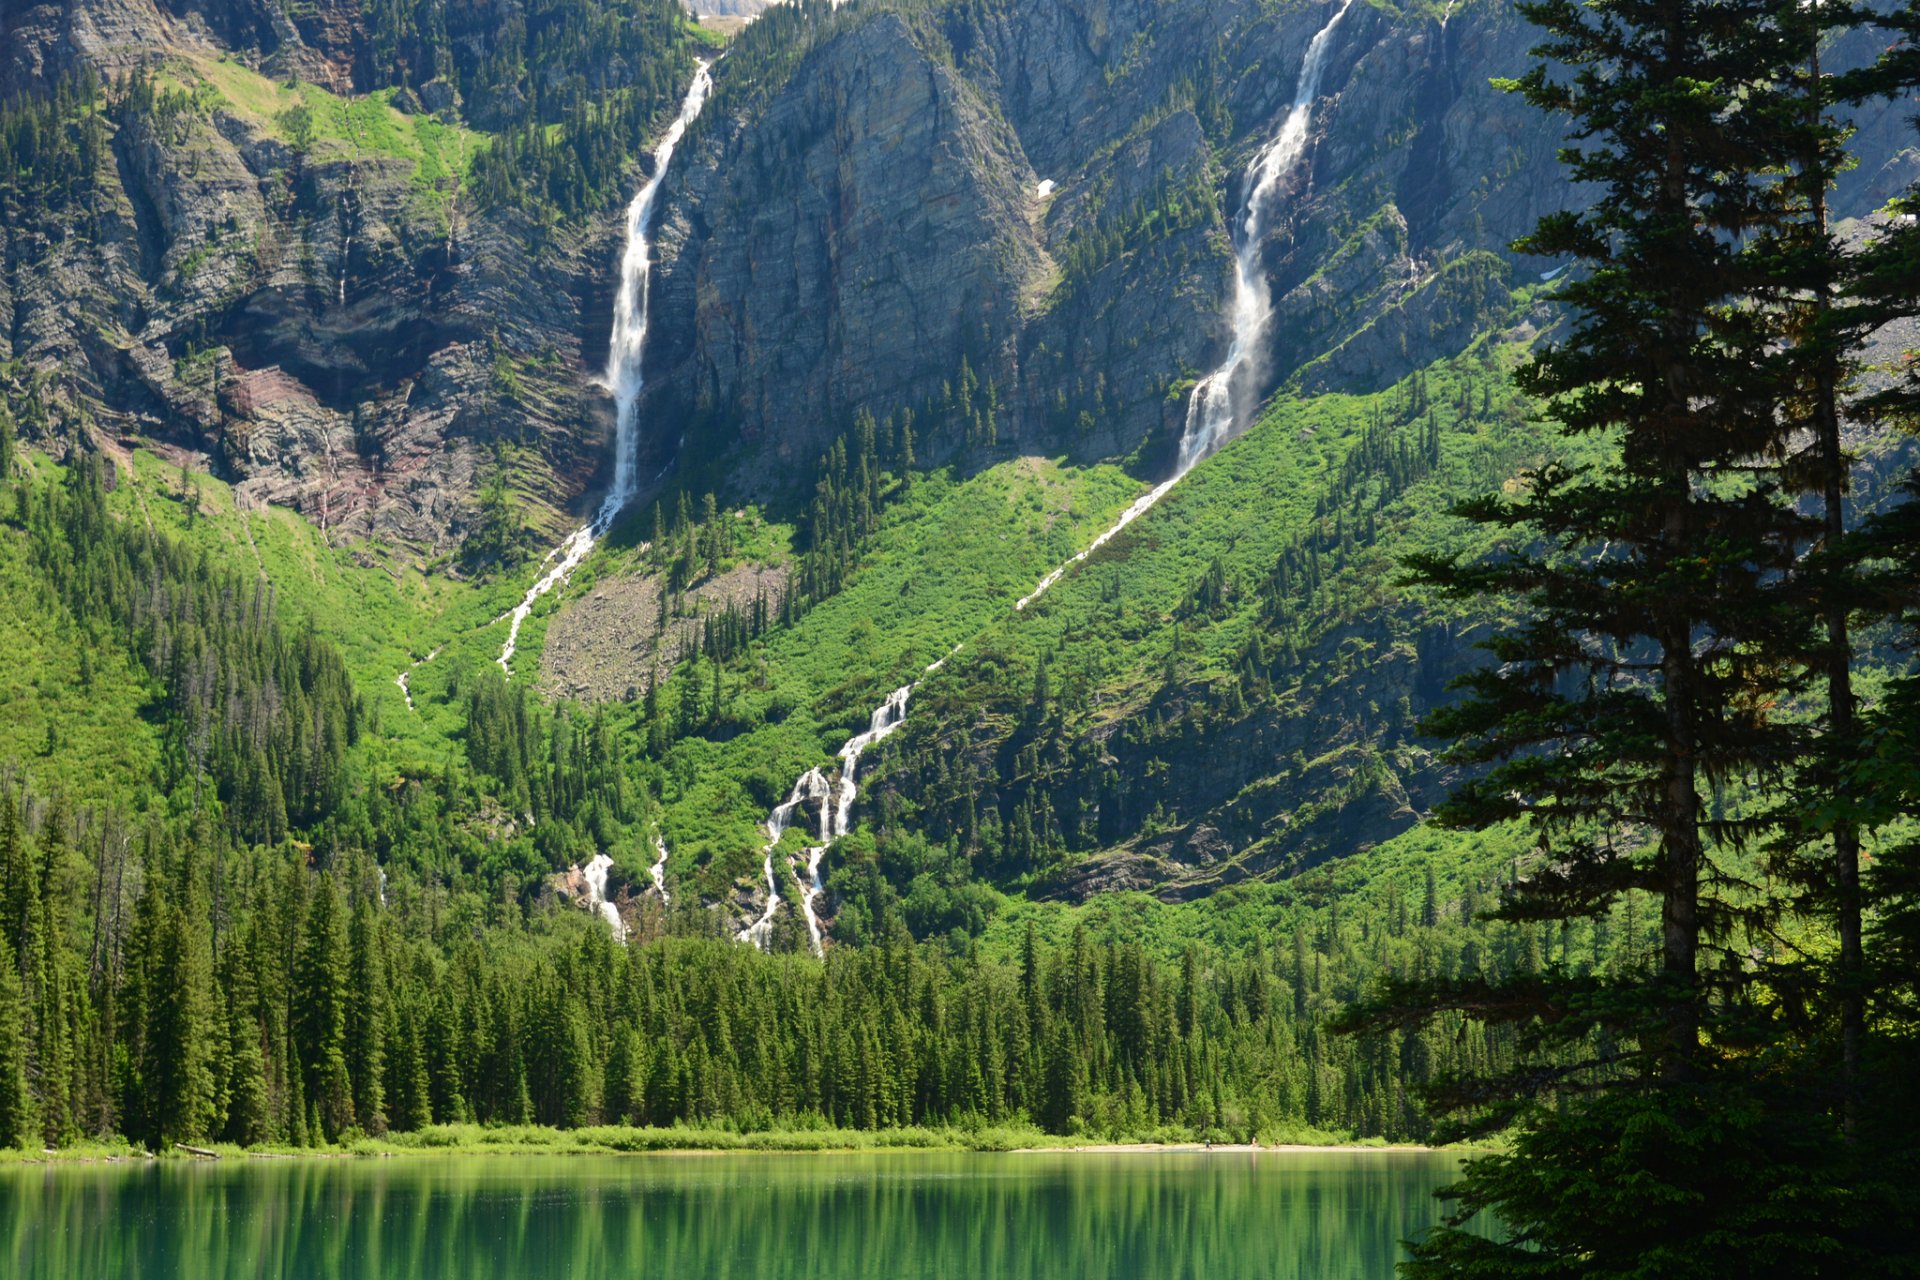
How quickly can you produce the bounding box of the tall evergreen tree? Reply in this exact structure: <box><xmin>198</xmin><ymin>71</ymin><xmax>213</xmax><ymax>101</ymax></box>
<box><xmin>294</xmin><ymin>874</ymin><xmax>355</xmax><ymax>1140</ymax></box>
<box><xmin>220</xmin><ymin>929</ymin><xmax>272</xmax><ymax>1146</ymax></box>
<box><xmin>127</xmin><ymin>839</ymin><xmax>219</xmax><ymax>1148</ymax></box>
<box><xmin>346</xmin><ymin>890</ymin><xmax>389</xmax><ymax>1137</ymax></box>
<box><xmin>1344</xmin><ymin>0</ymin><xmax>1867</xmax><ymax>1271</ymax></box>
<box><xmin>0</xmin><ymin>933</ymin><xmax>28</xmax><ymax>1149</ymax></box>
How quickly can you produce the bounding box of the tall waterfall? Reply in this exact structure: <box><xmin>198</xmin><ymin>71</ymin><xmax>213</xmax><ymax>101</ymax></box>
<box><xmin>1015</xmin><ymin>0</ymin><xmax>1356</xmax><ymax>612</ymax></box>
<box><xmin>496</xmin><ymin>64</ymin><xmax>716</xmax><ymax>676</ymax></box>
<box><xmin>737</xmin><ymin>2</ymin><xmax>1358</xmax><ymax>950</ymax></box>
<box><xmin>1179</xmin><ymin>0</ymin><xmax>1357</xmax><ymax>469</ymax></box>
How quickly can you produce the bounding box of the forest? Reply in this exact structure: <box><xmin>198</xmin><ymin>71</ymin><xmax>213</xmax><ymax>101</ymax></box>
<box><xmin>0</xmin><ymin>418</ymin><xmax>1547</xmax><ymax>1154</ymax></box>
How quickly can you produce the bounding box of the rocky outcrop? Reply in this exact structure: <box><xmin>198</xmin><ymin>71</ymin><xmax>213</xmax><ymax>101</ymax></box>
<box><xmin>3</xmin><ymin>42</ymin><xmax>632</xmax><ymax>560</ymax></box>
<box><xmin>640</xmin><ymin>9</ymin><xmax>1050</xmax><ymax>487</ymax></box>
<box><xmin>1</xmin><ymin>0</ymin><xmax>174</xmax><ymax>92</ymax></box>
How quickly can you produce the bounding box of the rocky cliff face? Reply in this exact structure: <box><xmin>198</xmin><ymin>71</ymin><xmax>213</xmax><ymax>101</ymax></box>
<box><xmin>641</xmin><ymin>9</ymin><xmax>1048</xmax><ymax>486</ymax></box>
<box><xmin>641</xmin><ymin>0</ymin><xmax>1918</xmax><ymax>501</ymax></box>
<box><xmin>6</xmin><ymin>0</ymin><xmax>1914</xmax><ymax>565</ymax></box>
<box><xmin>1</xmin><ymin>1</ymin><xmax>632</xmax><ymax>560</ymax></box>
<box><xmin>638</xmin><ymin>0</ymin><xmax>1577</xmax><ymax>491</ymax></box>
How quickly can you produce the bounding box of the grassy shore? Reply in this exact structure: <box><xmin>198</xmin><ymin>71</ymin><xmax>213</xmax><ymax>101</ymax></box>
<box><xmin>0</xmin><ymin>1122</ymin><xmax>1444</xmax><ymax>1164</ymax></box>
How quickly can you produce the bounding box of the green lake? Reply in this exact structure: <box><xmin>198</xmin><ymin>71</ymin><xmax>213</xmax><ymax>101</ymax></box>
<box><xmin>1</xmin><ymin>1150</ymin><xmax>1464</xmax><ymax>1278</ymax></box>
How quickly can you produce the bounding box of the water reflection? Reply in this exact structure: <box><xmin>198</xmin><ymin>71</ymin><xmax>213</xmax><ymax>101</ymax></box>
<box><xmin>1</xmin><ymin>1150</ymin><xmax>1462</xmax><ymax>1279</ymax></box>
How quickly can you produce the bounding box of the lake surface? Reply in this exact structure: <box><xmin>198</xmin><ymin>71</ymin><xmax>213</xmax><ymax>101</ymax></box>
<box><xmin>0</xmin><ymin>1149</ymin><xmax>1462</xmax><ymax>1278</ymax></box>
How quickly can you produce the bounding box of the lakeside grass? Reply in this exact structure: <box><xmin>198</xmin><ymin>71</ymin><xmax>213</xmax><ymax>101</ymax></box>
<box><xmin>0</xmin><ymin>1121</ymin><xmax>1448</xmax><ymax>1164</ymax></box>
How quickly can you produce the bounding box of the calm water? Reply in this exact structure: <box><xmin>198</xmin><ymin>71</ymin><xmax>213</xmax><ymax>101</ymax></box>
<box><xmin>0</xmin><ymin>1150</ymin><xmax>1462</xmax><ymax>1278</ymax></box>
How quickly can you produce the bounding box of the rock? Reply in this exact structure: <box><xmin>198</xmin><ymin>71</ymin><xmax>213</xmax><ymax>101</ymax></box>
<box><xmin>2</xmin><ymin>39</ymin><xmax>629</xmax><ymax>560</ymax></box>
<box><xmin>417</xmin><ymin>77</ymin><xmax>458</xmax><ymax>115</ymax></box>
<box><xmin>643</xmin><ymin>10</ymin><xmax>1049</xmax><ymax>489</ymax></box>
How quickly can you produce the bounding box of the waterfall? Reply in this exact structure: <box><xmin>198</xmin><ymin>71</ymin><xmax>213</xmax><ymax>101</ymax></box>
<box><xmin>831</xmin><ymin>685</ymin><xmax>913</xmax><ymax>838</ymax></box>
<box><xmin>1179</xmin><ymin>0</ymin><xmax>1357</xmax><ymax>469</ymax></box>
<box><xmin>738</xmin><ymin>685</ymin><xmax>912</xmax><ymax>954</ymax></box>
<box><xmin>395</xmin><ymin>645</ymin><xmax>441</xmax><ymax>712</ymax></box>
<box><xmin>496</xmin><ymin>64</ymin><xmax>716</xmax><ymax>676</ymax></box>
<box><xmin>741</xmin><ymin>768</ymin><xmax>832</xmax><ymax>948</ymax></box>
<box><xmin>649</xmin><ymin>832</ymin><xmax>673</xmax><ymax>905</ymax></box>
<box><xmin>581</xmin><ymin>852</ymin><xmax>627</xmax><ymax>942</ymax></box>
<box><xmin>736</xmin><ymin>5</ymin><xmax>1358</xmax><ymax>947</ymax></box>
<box><xmin>1013</xmin><ymin>0</ymin><xmax>1355</xmax><ymax>614</ymax></box>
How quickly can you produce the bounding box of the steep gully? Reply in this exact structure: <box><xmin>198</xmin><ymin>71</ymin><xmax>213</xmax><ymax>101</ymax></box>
<box><xmin>465</xmin><ymin>1</ymin><xmax>1359</xmax><ymax>945</ymax></box>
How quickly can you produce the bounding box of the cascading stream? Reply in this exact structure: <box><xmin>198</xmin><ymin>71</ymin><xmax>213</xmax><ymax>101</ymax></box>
<box><xmin>741</xmin><ymin>768</ymin><xmax>832</xmax><ymax>948</ymax></box>
<box><xmin>482</xmin><ymin>63</ymin><xmax>714</xmax><ymax>940</ymax></box>
<box><xmin>581</xmin><ymin>852</ymin><xmax>627</xmax><ymax>942</ymax></box>
<box><xmin>395</xmin><ymin>646</ymin><xmax>441</xmax><ymax>711</ymax></box>
<box><xmin>739</xmin><ymin>0</ymin><xmax>1358</xmax><ymax>950</ymax></box>
<box><xmin>649</xmin><ymin>833</ymin><xmax>673</xmax><ymax>905</ymax></box>
<box><xmin>496</xmin><ymin>63</ymin><xmax>715</xmax><ymax>676</ymax></box>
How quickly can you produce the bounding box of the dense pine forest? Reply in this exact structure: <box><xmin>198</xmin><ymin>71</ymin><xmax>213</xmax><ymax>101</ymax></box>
<box><xmin>0</xmin><ymin>421</ymin><xmax>1559</xmax><ymax>1153</ymax></box>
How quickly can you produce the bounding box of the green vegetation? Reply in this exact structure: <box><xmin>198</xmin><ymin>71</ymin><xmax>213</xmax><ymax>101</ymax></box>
<box><xmin>863</xmin><ymin>342</ymin><xmax>1558</xmax><ymax>901</ymax></box>
<box><xmin>451</xmin><ymin>0</ymin><xmax>698</xmax><ymax>217</ymax></box>
<box><xmin>1334</xmin><ymin>0</ymin><xmax>1920</xmax><ymax>1274</ymax></box>
<box><xmin>0</xmin><ymin>73</ymin><xmax>108</xmax><ymax>245</ymax></box>
<box><xmin>0</xmin><ymin>415</ymin><xmax>1567</xmax><ymax>1158</ymax></box>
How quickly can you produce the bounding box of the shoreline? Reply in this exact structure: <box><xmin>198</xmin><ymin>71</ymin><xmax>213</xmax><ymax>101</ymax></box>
<box><xmin>1013</xmin><ymin>1142</ymin><xmax>1441</xmax><ymax>1155</ymax></box>
<box><xmin>2</xmin><ymin>1130</ymin><xmax>1455</xmax><ymax>1166</ymax></box>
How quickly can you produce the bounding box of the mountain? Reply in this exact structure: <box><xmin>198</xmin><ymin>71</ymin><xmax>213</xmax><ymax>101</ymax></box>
<box><xmin>4</xmin><ymin>0</ymin><xmax>1915</xmax><ymax>923</ymax></box>
<box><xmin>1</xmin><ymin>0</ymin><xmax>699</xmax><ymax>560</ymax></box>
<box><xmin>0</xmin><ymin>0</ymin><xmax>1916</xmax><ymax>1157</ymax></box>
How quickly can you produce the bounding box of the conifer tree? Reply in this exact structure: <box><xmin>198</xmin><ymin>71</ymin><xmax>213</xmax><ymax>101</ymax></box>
<box><xmin>219</xmin><ymin>930</ymin><xmax>272</xmax><ymax>1146</ymax></box>
<box><xmin>130</xmin><ymin>841</ymin><xmax>218</xmax><ymax>1147</ymax></box>
<box><xmin>294</xmin><ymin>874</ymin><xmax>355</xmax><ymax>1139</ymax></box>
<box><xmin>0</xmin><ymin>934</ymin><xmax>28</xmax><ymax>1148</ymax></box>
<box><xmin>1344</xmin><ymin>0</ymin><xmax>1864</xmax><ymax>1271</ymax></box>
<box><xmin>346</xmin><ymin>892</ymin><xmax>389</xmax><ymax>1137</ymax></box>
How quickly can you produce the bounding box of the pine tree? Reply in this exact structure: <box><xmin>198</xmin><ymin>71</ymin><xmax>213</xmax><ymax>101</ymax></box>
<box><xmin>294</xmin><ymin>874</ymin><xmax>355</xmax><ymax>1140</ymax></box>
<box><xmin>346</xmin><ymin>892</ymin><xmax>388</xmax><ymax>1137</ymax></box>
<box><xmin>130</xmin><ymin>840</ymin><xmax>219</xmax><ymax>1148</ymax></box>
<box><xmin>219</xmin><ymin>930</ymin><xmax>272</xmax><ymax>1146</ymax></box>
<box><xmin>0</xmin><ymin>934</ymin><xmax>28</xmax><ymax>1148</ymax></box>
<box><xmin>1345</xmin><ymin>0</ymin><xmax>1862</xmax><ymax>1271</ymax></box>
<box><xmin>1839</xmin><ymin>1</ymin><xmax>1920</xmax><ymax>1250</ymax></box>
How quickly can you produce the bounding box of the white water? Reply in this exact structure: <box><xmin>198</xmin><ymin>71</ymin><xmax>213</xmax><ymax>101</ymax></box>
<box><xmin>832</xmin><ymin>685</ymin><xmax>912</xmax><ymax>838</ymax></box>
<box><xmin>395</xmin><ymin>646</ymin><xmax>441</xmax><ymax>711</ymax></box>
<box><xmin>581</xmin><ymin>852</ymin><xmax>627</xmax><ymax>942</ymax></box>
<box><xmin>649</xmin><ymin>832</ymin><xmax>672</xmax><ymax>905</ymax></box>
<box><xmin>1017</xmin><ymin>2</ymin><xmax>1354</xmax><ymax>613</ymax></box>
<box><xmin>496</xmin><ymin>64</ymin><xmax>716</xmax><ymax>676</ymax></box>
<box><xmin>740</xmin><ymin>768</ymin><xmax>831</xmax><ymax>948</ymax></box>
<box><xmin>736</xmin><ymin>2</ymin><xmax>1357</xmax><ymax>950</ymax></box>
<box><xmin>738</xmin><ymin>684</ymin><xmax>912</xmax><ymax>955</ymax></box>
<box><xmin>1179</xmin><ymin>0</ymin><xmax>1356</xmax><ymax>471</ymax></box>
